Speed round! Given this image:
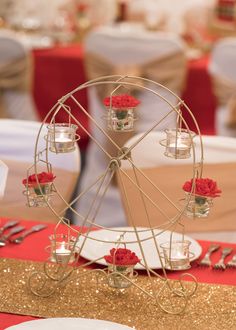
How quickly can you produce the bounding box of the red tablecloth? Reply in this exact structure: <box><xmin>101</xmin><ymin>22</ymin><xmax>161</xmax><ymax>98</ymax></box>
<box><xmin>32</xmin><ymin>45</ymin><xmax>216</xmax><ymax>153</ymax></box>
<box><xmin>0</xmin><ymin>218</ymin><xmax>235</xmax><ymax>329</ymax></box>
<box><xmin>32</xmin><ymin>45</ymin><xmax>89</xmax><ymax>151</ymax></box>
<box><xmin>182</xmin><ymin>55</ymin><xmax>216</xmax><ymax>135</ymax></box>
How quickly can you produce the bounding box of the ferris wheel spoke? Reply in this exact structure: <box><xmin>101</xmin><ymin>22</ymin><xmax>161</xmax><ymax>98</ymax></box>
<box><xmin>119</xmin><ymin>166</ymin><xmax>174</xmax><ymax>221</ymax></box>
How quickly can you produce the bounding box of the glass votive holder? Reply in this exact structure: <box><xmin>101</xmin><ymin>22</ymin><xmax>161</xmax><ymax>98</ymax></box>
<box><xmin>160</xmin><ymin>129</ymin><xmax>195</xmax><ymax>159</ymax></box>
<box><xmin>184</xmin><ymin>193</ymin><xmax>213</xmax><ymax>218</ymax></box>
<box><xmin>107</xmin><ymin>263</ymin><xmax>137</xmax><ymax>289</ymax></box>
<box><xmin>46</xmin><ymin>123</ymin><xmax>79</xmax><ymax>153</ymax></box>
<box><xmin>107</xmin><ymin>107</ymin><xmax>135</xmax><ymax>132</ymax></box>
<box><xmin>160</xmin><ymin>240</ymin><xmax>192</xmax><ymax>270</ymax></box>
<box><xmin>23</xmin><ymin>182</ymin><xmax>52</xmax><ymax>207</ymax></box>
<box><xmin>47</xmin><ymin>234</ymin><xmax>78</xmax><ymax>264</ymax></box>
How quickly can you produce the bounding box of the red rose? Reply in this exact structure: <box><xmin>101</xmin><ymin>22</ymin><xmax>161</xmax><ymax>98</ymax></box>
<box><xmin>77</xmin><ymin>3</ymin><xmax>88</xmax><ymax>12</ymax></box>
<box><xmin>104</xmin><ymin>248</ymin><xmax>140</xmax><ymax>266</ymax></box>
<box><xmin>103</xmin><ymin>94</ymin><xmax>140</xmax><ymax>109</ymax></box>
<box><xmin>182</xmin><ymin>178</ymin><xmax>221</xmax><ymax>198</ymax></box>
<box><xmin>22</xmin><ymin>172</ymin><xmax>56</xmax><ymax>186</ymax></box>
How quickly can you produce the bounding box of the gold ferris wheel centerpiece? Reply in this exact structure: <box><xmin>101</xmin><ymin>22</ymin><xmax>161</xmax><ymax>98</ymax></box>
<box><xmin>23</xmin><ymin>75</ymin><xmax>221</xmax><ymax>315</ymax></box>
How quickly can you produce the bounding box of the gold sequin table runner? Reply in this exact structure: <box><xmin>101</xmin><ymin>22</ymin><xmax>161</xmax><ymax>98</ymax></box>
<box><xmin>0</xmin><ymin>258</ymin><xmax>235</xmax><ymax>330</ymax></box>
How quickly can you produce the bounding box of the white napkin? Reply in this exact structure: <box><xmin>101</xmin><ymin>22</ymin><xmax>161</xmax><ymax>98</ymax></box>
<box><xmin>0</xmin><ymin>160</ymin><xmax>8</xmax><ymax>199</ymax></box>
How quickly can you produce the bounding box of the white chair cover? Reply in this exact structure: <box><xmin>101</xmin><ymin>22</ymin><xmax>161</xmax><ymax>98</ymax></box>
<box><xmin>0</xmin><ymin>119</ymin><xmax>80</xmax><ymax>170</ymax></box>
<box><xmin>121</xmin><ymin>132</ymin><xmax>236</xmax><ymax>243</ymax></box>
<box><xmin>75</xmin><ymin>26</ymin><xmax>187</xmax><ymax>227</ymax></box>
<box><xmin>0</xmin><ymin>31</ymin><xmax>39</xmax><ymax>121</ymax></box>
<box><xmin>85</xmin><ymin>0</ymin><xmax>118</xmax><ymax>26</ymax></box>
<box><xmin>0</xmin><ymin>159</ymin><xmax>8</xmax><ymax>199</ymax></box>
<box><xmin>126</xmin><ymin>0</ymin><xmax>214</xmax><ymax>34</ymax></box>
<box><xmin>208</xmin><ymin>37</ymin><xmax>236</xmax><ymax>137</ymax></box>
<box><xmin>0</xmin><ymin>119</ymin><xmax>80</xmax><ymax>222</ymax></box>
<box><xmin>122</xmin><ymin>132</ymin><xmax>236</xmax><ymax>167</ymax></box>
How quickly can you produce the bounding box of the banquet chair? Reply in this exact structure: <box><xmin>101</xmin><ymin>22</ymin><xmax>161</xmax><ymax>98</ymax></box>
<box><xmin>75</xmin><ymin>25</ymin><xmax>187</xmax><ymax>227</ymax></box>
<box><xmin>85</xmin><ymin>0</ymin><xmax>118</xmax><ymax>26</ymax></box>
<box><xmin>208</xmin><ymin>37</ymin><xmax>236</xmax><ymax>137</ymax></box>
<box><xmin>0</xmin><ymin>31</ymin><xmax>39</xmax><ymax>121</ymax></box>
<box><xmin>0</xmin><ymin>119</ymin><xmax>80</xmax><ymax>222</ymax></box>
<box><xmin>0</xmin><ymin>159</ymin><xmax>8</xmax><ymax>200</ymax></box>
<box><xmin>119</xmin><ymin>131</ymin><xmax>236</xmax><ymax>243</ymax></box>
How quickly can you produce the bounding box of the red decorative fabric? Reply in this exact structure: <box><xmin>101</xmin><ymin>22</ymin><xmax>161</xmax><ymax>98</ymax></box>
<box><xmin>182</xmin><ymin>55</ymin><xmax>216</xmax><ymax>135</ymax></box>
<box><xmin>32</xmin><ymin>45</ymin><xmax>89</xmax><ymax>151</ymax></box>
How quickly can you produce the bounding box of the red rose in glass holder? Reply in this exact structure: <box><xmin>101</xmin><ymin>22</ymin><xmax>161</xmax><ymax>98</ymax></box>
<box><xmin>182</xmin><ymin>177</ymin><xmax>222</xmax><ymax>218</ymax></box>
<box><xmin>104</xmin><ymin>248</ymin><xmax>140</xmax><ymax>289</ymax></box>
<box><xmin>103</xmin><ymin>94</ymin><xmax>140</xmax><ymax>132</ymax></box>
<box><xmin>22</xmin><ymin>172</ymin><xmax>56</xmax><ymax>207</ymax></box>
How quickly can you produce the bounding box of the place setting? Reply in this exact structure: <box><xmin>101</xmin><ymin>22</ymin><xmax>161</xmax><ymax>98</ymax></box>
<box><xmin>197</xmin><ymin>244</ymin><xmax>236</xmax><ymax>270</ymax></box>
<box><xmin>5</xmin><ymin>317</ymin><xmax>134</xmax><ymax>330</ymax></box>
<box><xmin>76</xmin><ymin>226</ymin><xmax>202</xmax><ymax>272</ymax></box>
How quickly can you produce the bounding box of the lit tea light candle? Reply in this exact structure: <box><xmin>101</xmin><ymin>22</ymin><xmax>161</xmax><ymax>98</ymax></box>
<box><xmin>55</xmin><ymin>136</ymin><xmax>72</xmax><ymax>143</ymax></box>
<box><xmin>52</xmin><ymin>135</ymin><xmax>74</xmax><ymax>153</ymax></box>
<box><xmin>47</xmin><ymin>233</ymin><xmax>77</xmax><ymax>264</ymax></box>
<box><xmin>167</xmin><ymin>251</ymin><xmax>189</xmax><ymax>270</ymax></box>
<box><xmin>47</xmin><ymin>123</ymin><xmax>78</xmax><ymax>153</ymax></box>
<box><xmin>169</xmin><ymin>138</ymin><xmax>188</xmax><ymax>149</ymax></box>
<box><xmin>161</xmin><ymin>128</ymin><xmax>195</xmax><ymax>159</ymax></box>
<box><xmin>170</xmin><ymin>250</ymin><xmax>186</xmax><ymax>259</ymax></box>
<box><xmin>55</xmin><ymin>241</ymin><xmax>70</xmax><ymax>254</ymax></box>
<box><xmin>168</xmin><ymin>139</ymin><xmax>190</xmax><ymax>158</ymax></box>
<box><xmin>55</xmin><ymin>241</ymin><xmax>71</xmax><ymax>264</ymax></box>
<box><xmin>160</xmin><ymin>240</ymin><xmax>191</xmax><ymax>270</ymax></box>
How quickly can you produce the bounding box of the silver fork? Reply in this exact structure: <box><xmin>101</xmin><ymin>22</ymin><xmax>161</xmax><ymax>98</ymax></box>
<box><xmin>226</xmin><ymin>254</ymin><xmax>236</xmax><ymax>269</ymax></box>
<box><xmin>10</xmin><ymin>224</ymin><xmax>47</xmax><ymax>244</ymax></box>
<box><xmin>0</xmin><ymin>226</ymin><xmax>25</xmax><ymax>246</ymax></box>
<box><xmin>0</xmin><ymin>220</ymin><xmax>19</xmax><ymax>235</ymax></box>
<box><xmin>198</xmin><ymin>244</ymin><xmax>220</xmax><ymax>267</ymax></box>
<box><xmin>213</xmin><ymin>247</ymin><xmax>233</xmax><ymax>270</ymax></box>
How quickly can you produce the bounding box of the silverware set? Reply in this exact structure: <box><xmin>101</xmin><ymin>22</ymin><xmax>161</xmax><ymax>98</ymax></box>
<box><xmin>0</xmin><ymin>220</ymin><xmax>19</xmax><ymax>235</ymax></box>
<box><xmin>225</xmin><ymin>254</ymin><xmax>236</xmax><ymax>268</ymax></box>
<box><xmin>198</xmin><ymin>244</ymin><xmax>235</xmax><ymax>270</ymax></box>
<box><xmin>0</xmin><ymin>225</ymin><xmax>25</xmax><ymax>246</ymax></box>
<box><xmin>0</xmin><ymin>220</ymin><xmax>47</xmax><ymax>246</ymax></box>
<box><xmin>213</xmin><ymin>247</ymin><xmax>233</xmax><ymax>270</ymax></box>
